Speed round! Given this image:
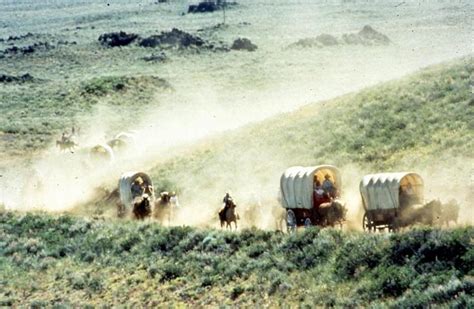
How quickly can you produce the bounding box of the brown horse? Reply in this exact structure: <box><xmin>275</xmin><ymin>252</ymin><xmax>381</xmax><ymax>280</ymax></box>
<box><xmin>394</xmin><ymin>199</ymin><xmax>443</xmax><ymax>230</ymax></box>
<box><xmin>219</xmin><ymin>201</ymin><xmax>239</xmax><ymax>230</ymax></box>
<box><xmin>439</xmin><ymin>199</ymin><xmax>460</xmax><ymax>227</ymax></box>
<box><xmin>153</xmin><ymin>192</ymin><xmax>172</xmax><ymax>223</ymax></box>
<box><xmin>317</xmin><ymin>199</ymin><xmax>347</xmax><ymax>227</ymax></box>
<box><xmin>56</xmin><ymin>139</ymin><xmax>78</xmax><ymax>152</ymax></box>
<box><xmin>132</xmin><ymin>194</ymin><xmax>152</xmax><ymax>220</ymax></box>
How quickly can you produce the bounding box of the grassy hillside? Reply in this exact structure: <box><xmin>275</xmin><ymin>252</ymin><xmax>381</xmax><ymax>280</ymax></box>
<box><xmin>146</xmin><ymin>57</ymin><xmax>473</xmax><ymax>204</ymax></box>
<box><xmin>1</xmin><ymin>1</ymin><xmax>471</xmax><ymax>165</ymax></box>
<box><xmin>0</xmin><ymin>74</ymin><xmax>171</xmax><ymax>158</ymax></box>
<box><xmin>1</xmin><ymin>212</ymin><xmax>472</xmax><ymax>307</ymax></box>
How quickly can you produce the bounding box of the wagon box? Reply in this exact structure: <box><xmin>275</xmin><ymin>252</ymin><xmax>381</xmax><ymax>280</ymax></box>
<box><xmin>360</xmin><ymin>172</ymin><xmax>424</xmax><ymax>231</ymax></box>
<box><xmin>119</xmin><ymin>171</ymin><xmax>155</xmax><ymax>216</ymax></box>
<box><xmin>280</xmin><ymin>165</ymin><xmax>346</xmax><ymax>231</ymax></box>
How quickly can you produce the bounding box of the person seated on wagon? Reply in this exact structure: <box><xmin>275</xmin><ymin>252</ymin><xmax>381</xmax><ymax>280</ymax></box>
<box><xmin>313</xmin><ymin>180</ymin><xmax>329</xmax><ymax>207</ymax></box>
<box><xmin>313</xmin><ymin>176</ymin><xmax>320</xmax><ymax>190</ymax></box>
<box><xmin>399</xmin><ymin>183</ymin><xmax>416</xmax><ymax>208</ymax></box>
<box><xmin>322</xmin><ymin>174</ymin><xmax>336</xmax><ymax>198</ymax></box>
<box><xmin>131</xmin><ymin>178</ymin><xmax>144</xmax><ymax>198</ymax></box>
<box><xmin>170</xmin><ymin>191</ymin><xmax>180</xmax><ymax>208</ymax></box>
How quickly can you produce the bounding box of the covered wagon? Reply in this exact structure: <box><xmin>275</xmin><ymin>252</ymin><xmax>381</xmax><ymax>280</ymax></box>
<box><xmin>360</xmin><ymin>172</ymin><xmax>424</xmax><ymax>231</ymax></box>
<box><xmin>89</xmin><ymin>143</ymin><xmax>115</xmax><ymax>163</ymax></box>
<box><xmin>118</xmin><ymin>172</ymin><xmax>155</xmax><ymax>218</ymax></box>
<box><xmin>108</xmin><ymin>131</ymin><xmax>137</xmax><ymax>154</ymax></box>
<box><xmin>280</xmin><ymin>165</ymin><xmax>346</xmax><ymax>231</ymax></box>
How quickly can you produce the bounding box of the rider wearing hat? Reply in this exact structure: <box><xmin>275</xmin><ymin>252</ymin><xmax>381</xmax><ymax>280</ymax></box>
<box><xmin>131</xmin><ymin>177</ymin><xmax>144</xmax><ymax>198</ymax></box>
<box><xmin>322</xmin><ymin>174</ymin><xmax>336</xmax><ymax>198</ymax></box>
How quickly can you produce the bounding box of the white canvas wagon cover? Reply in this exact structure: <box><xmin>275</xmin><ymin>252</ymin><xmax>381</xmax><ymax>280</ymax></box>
<box><xmin>360</xmin><ymin>172</ymin><xmax>423</xmax><ymax>211</ymax></box>
<box><xmin>280</xmin><ymin>165</ymin><xmax>341</xmax><ymax>209</ymax></box>
<box><xmin>119</xmin><ymin>171</ymin><xmax>154</xmax><ymax>209</ymax></box>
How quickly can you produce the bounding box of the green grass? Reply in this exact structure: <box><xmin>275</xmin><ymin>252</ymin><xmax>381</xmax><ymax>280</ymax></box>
<box><xmin>0</xmin><ymin>74</ymin><xmax>171</xmax><ymax>157</ymax></box>
<box><xmin>1</xmin><ymin>211</ymin><xmax>472</xmax><ymax>306</ymax></box>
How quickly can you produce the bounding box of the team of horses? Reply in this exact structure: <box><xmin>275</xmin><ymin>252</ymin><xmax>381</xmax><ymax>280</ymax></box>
<box><xmin>131</xmin><ymin>192</ymin><xmax>178</xmax><ymax>224</ymax></box>
<box><xmin>393</xmin><ymin>198</ymin><xmax>460</xmax><ymax>230</ymax></box>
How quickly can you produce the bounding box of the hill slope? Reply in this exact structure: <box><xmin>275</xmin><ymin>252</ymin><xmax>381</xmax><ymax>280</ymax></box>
<box><xmin>1</xmin><ymin>212</ymin><xmax>472</xmax><ymax>307</ymax></box>
<box><xmin>140</xmin><ymin>57</ymin><xmax>473</xmax><ymax>221</ymax></box>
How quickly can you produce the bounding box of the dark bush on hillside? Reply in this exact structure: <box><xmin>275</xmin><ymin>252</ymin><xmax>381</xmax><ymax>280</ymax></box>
<box><xmin>188</xmin><ymin>2</ymin><xmax>217</xmax><ymax>13</ymax></box>
<box><xmin>139</xmin><ymin>28</ymin><xmax>206</xmax><ymax>49</ymax></box>
<box><xmin>280</xmin><ymin>229</ymin><xmax>336</xmax><ymax>270</ymax></box>
<box><xmin>98</xmin><ymin>31</ymin><xmax>139</xmax><ymax>47</ymax></box>
<box><xmin>80</xmin><ymin>75</ymin><xmax>171</xmax><ymax>98</ymax></box>
<box><xmin>387</xmin><ymin>228</ymin><xmax>472</xmax><ymax>274</ymax></box>
<box><xmin>290</xmin><ymin>25</ymin><xmax>389</xmax><ymax>49</ymax></box>
<box><xmin>365</xmin><ymin>265</ymin><xmax>415</xmax><ymax>297</ymax></box>
<box><xmin>160</xmin><ymin>262</ymin><xmax>183</xmax><ymax>282</ymax></box>
<box><xmin>334</xmin><ymin>235</ymin><xmax>387</xmax><ymax>279</ymax></box>
<box><xmin>3</xmin><ymin>42</ymin><xmax>53</xmax><ymax>55</ymax></box>
<box><xmin>5</xmin><ymin>32</ymin><xmax>35</xmax><ymax>41</ymax></box>
<box><xmin>280</xmin><ymin>227</ymin><xmax>321</xmax><ymax>250</ymax></box>
<box><xmin>315</xmin><ymin>34</ymin><xmax>339</xmax><ymax>46</ymax></box>
<box><xmin>176</xmin><ymin>230</ymin><xmax>205</xmax><ymax>252</ymax></box>
<box><xmin>231</xmin><ymin>38</ymin><xmax>257</xmax><ymax>51</ymax></box>
<box><xmin>392</xmin><ymin>278</ymin><xmax>474</xmax><ymax>308</ymax></box>
<box><xmin>0</xmin><ymin>73</ymin><xmax>33</xmax><ymax>83</ymax></box>
<box><xmin>117</xmin><ymin>233</ymin><xmax>141</xmax><ymax>252</ymax></box>
<box><xmin>230</xmin><ymin>285</ymin><xmax>244</xmax><ymax>300</ymax></box>
<box><xmin>356</xmin><ymin>25</ymin><xmax>391</xmax><ymax>45</ymax></box>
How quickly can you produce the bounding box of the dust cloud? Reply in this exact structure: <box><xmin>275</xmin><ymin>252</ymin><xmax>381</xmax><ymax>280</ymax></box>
<box><xmin>0</xmin><ymin>1</ymin><xmax>472</xmax><ymax>231</ymax></box>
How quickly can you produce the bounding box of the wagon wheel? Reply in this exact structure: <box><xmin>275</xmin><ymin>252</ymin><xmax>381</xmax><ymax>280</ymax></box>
<box><xmin>388</xmin><ymin>221</ymin><xmax>399</xmax><ymax>233</ymax></box>
<box><xmin>286</xmin><ymin>210</ymin><xmax>297</xmax><ymax>233</ymax></box>
<box><xmin>362</xmin><ymin>213</ymin><xmax>374</xmax><ymax>232</ymax></box>
<box><xmin>304</xmin><ymin>218</ymin><xmax>312</xmax><ymax>228</ymax></box>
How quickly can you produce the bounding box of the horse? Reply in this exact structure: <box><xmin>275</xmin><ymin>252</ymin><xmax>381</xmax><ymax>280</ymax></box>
<box><xmin>394</xmin><ymin>199</ymin><xmax>443</xmax><ymax>230</ymax></box>
<box><xmin>132</xmin><ymin>194</ymin><xmax>152</xmax><ymax>220</ymax></box>
<box><xmin>317</xmin><ymin>199</ymin><xmax>347</xmax><ymax>227</ymax></box>
<box><xmin>439</xmin><ymin>199</ymin><xmax>460</xmax><ymax>227</ymax></box>
<box><xmin>153</xmin><ymin>192</ymin><xmax>172</xmax><ymax>223</ymax></box>
<box><xmin>219</xmin><ymin>200</ymin><xmax>239</xmax><ymax>230</ymax></box>
<box><xmin>56</xmin><ymin>139</ymin><xmax>78</xmax><ymax>152</ymax></box>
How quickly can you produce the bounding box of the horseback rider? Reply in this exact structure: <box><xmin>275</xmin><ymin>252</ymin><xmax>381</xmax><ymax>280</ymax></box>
<box><xmin>219</xmin><ymin>192</ymin><xmax>238</xmax><ymax>228</ymax></box>
<box><xmin>221</xmin><ymin>192</ymin><xmax>235</xmax><ymax>215</ymax></box>
<box><xmin>223</xmin><ymin>192</ymin><xmax>233</xmax><ymax>207</ymax></box>
<box><xmin>61</xmin><ymin>132</ymin><xmax>68</xmax><ymax>143</ymax></box>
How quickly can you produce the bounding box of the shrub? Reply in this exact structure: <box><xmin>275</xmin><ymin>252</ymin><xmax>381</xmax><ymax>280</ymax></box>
<box><xmin>392</xmin><ymin>277</ymin><xmax>474</xmax><ymax>308</ymax></box>
<box><xmin>246</xmin><ymin>243</ymin><xmax>266</xmax><ymax>258</ymax></box>
<box><xmin>68</xmin><ymin>273</ymin><xmax>86</xmax><ymax>290</ymax></box>
<box><xmin>387</xmin><ymin>228</ymin><xmax>472</xmax><ymax>274</ymax></box>
<box><xmin>334</xmin><ymin>234</ymin><xmax>387</xmax><ymax>279</ymax></box>
<box><xmin>368</xmin><ymin>265</ymin><xmax>415</xmax><ymax>297</ymax></box>
<box><xmin>29</xmin><ymin>300</ymin><xmax>48</xmax><ymax>308</ymax></box>
<box><xmin>230</xmin><ymin>285</ymin><xmax>244</xmax><ymax>300</ymax></box>
<box><xmin>147</xmin><ymin>265</ymin><xmax>159</xmax><ymax>278</ymax></box>
<box><xmin>160</xmin><ymin>262</ymin><xmax>183</xmax><ymax>282</ymax></box>
<box><xmin>117</xmin><ymin>233</ymin><xmax>142</xmax><ymax>253</ymax></box>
